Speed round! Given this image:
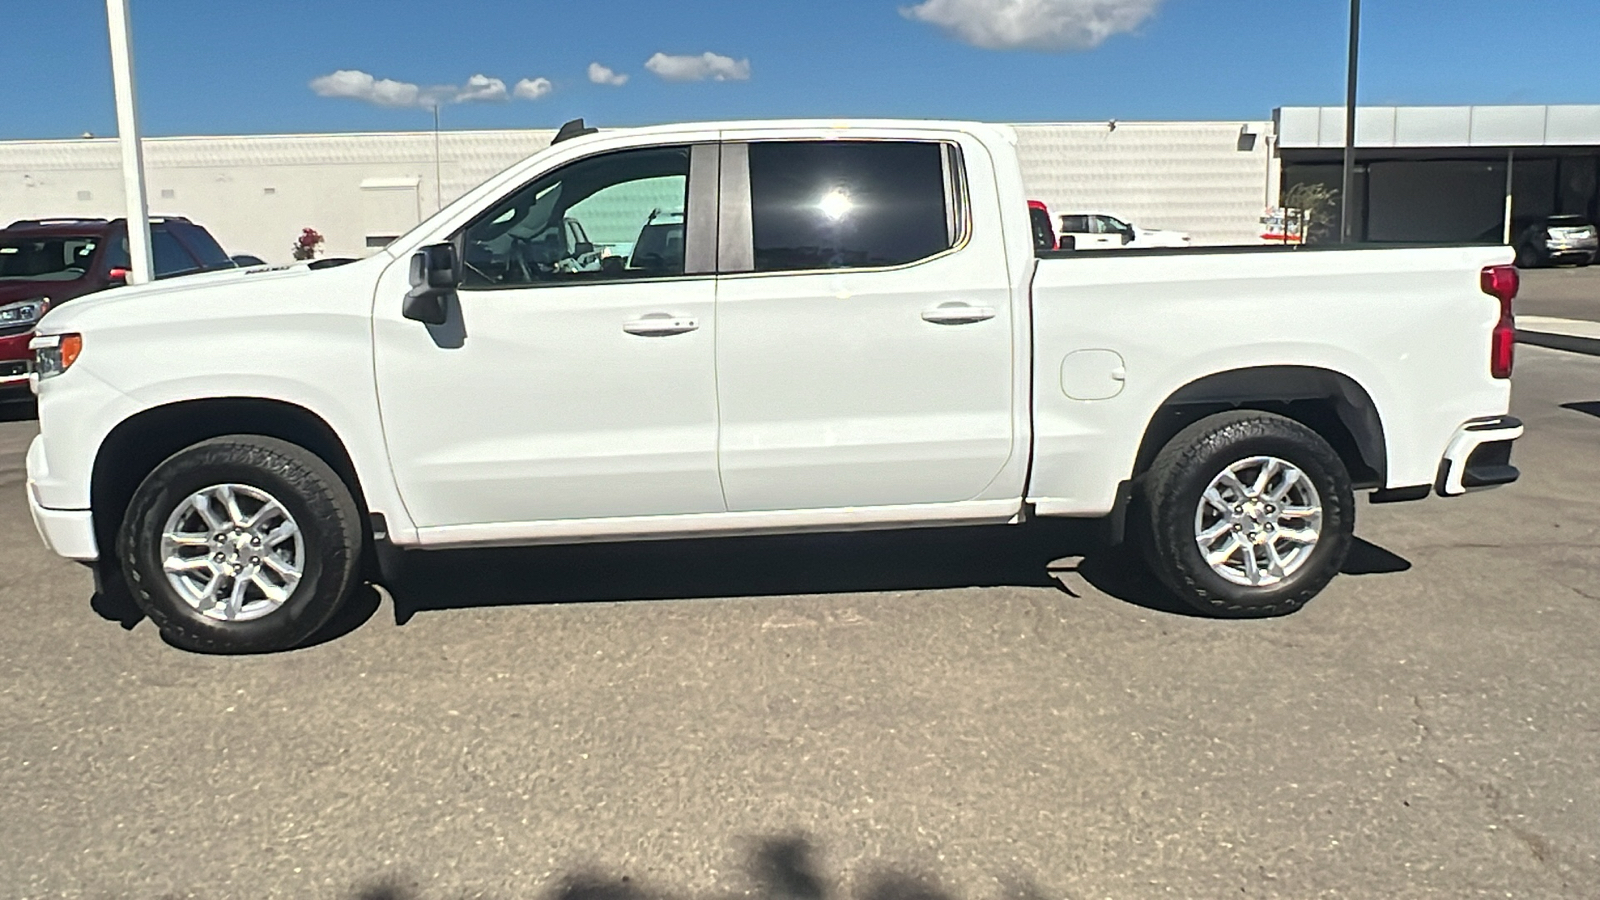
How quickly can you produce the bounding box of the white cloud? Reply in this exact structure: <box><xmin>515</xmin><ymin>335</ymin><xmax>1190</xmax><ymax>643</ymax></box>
<box><xmin>310</xmin><ymin>69</ymin><xmax>543</xmax><ymax>108</ymax></box>
<box><xmin>901</xmin><ymin>0</ymin><xmax>1164</xmax><ymax>51</ymax></box>
<box><xmin>455</xmin><ymin>74</ymin><xmax>508</xmax><ymax>103</ymax></box>
<box><xmin>513</xmin><ymin>77</ymin><xmax>554</xmax><ymax>100</ymax></box>
<box><xmin>588</xmin><ymin>62</ymin><xmax>630</xmax><ymax>87</ymax></box>
<box><xmin>310</xmin><ymin>69</ymin><xmax>422</xmax><ymax>108</ymax></box>
<box><xmin>644</xmin><ymin>52</ymin><xmax>752</xmax><ymax>82</ymax></box>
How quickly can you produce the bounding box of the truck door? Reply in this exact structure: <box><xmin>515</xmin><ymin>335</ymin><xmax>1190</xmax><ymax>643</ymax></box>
<box><xmin>712</xmin><ymin>138</ymin><xmax>1016</xmax><ymax>512</ymax></box>
<box><xmin>372</xmin><ymin>143</ymin><xmax>726</xmax><ymax>530</ymax></box>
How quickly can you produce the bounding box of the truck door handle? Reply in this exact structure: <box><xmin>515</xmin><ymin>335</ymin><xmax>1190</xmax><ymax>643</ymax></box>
<box><xmin>921</xmin><ymin>303</ymin><xmax>997</xmax><ymax>325</ymax></box>
<box><xmin>623</xmin><ymin>313</ymin><xmax>700</xmax><ymax>337</ymax></box>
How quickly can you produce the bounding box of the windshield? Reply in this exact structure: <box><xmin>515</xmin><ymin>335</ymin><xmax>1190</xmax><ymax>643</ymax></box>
<box><xmin>0</xmin><ymin>236</ymin><xmax>98</xmax><ymax>282</ymax></box>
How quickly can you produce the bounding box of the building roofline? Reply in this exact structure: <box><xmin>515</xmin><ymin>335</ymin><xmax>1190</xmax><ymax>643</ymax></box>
<box><xmin>1275</xmin><ymin>104</ymin><xmax>1600</xmax><ymax>149</ymax></box>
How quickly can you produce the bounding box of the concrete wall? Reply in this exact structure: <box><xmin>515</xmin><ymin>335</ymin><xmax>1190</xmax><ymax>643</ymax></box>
<box><xmin>0</xmin><ymin>130</ymin><xmax>556</xmax><ymax>263</ymax></box>
<box><xmin>0</xmin><ymin>121</ymin><xmax>1277</xmax><ymax>263</ymax></box>
<box><xmin>1014</xmin><ymin>121</ymin><xmax>1276</xmax><ymax>246</ymax></box>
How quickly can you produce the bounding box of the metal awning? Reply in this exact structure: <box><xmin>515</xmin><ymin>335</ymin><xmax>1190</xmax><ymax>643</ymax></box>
<box><xmin>1275</xmin><ymin>105</ymin><xmax>1600</xmax><ymax>149</ymax></box>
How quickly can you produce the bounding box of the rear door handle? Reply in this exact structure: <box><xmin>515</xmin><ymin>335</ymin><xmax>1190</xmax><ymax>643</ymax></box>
<box><xmin>624</xmin><ymin>313</ymin><xmax>700</xmax><ymax>337</ymax></box>
<box><xmin>921</xmin><ymin>303</ymin><xmax>997</xmax><ymax>325</ymax></box>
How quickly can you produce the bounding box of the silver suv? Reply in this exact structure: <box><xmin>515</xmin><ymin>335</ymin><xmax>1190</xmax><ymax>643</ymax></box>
<box><xmin>1515</xmin><ymin>215</ymin><xmax>1598</xmax><ymax>268</ymax></box>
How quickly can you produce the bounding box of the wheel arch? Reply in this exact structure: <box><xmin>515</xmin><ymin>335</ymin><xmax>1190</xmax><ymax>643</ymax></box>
<box><xmin>90</xmin><ymin>398</ymin><xmax>370</xmax><ymax>561</ymax></box>
<box><xmin>1132</xmin><ymin>366</ymin><xmax>1387</xmax><ymax>490</ymax></box>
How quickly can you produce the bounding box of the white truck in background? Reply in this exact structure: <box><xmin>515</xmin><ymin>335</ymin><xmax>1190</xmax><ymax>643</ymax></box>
<box><xmin>25</xmin><ymin>119</ymin><xmax>1523</xmax><ymax>653</ymax></box>
<box><xmin>1056</xmin><ymin>212</ymin><xmax>1191</xmax><ymax>250</ymax></box>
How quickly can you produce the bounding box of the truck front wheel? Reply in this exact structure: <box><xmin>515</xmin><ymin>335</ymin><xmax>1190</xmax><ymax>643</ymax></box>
<box><xmin>1139</xmin><ymin>411</ymin><xmax>1355</xmax><ymax>618</ymax></box>
<box><xmin>117</xmin><ymin>436</ymin><xmax>363</xmax><ymax>653</ymax></box>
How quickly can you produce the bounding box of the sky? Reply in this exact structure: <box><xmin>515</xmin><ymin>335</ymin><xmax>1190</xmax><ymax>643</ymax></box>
<box><xmin>2</xmin><ymin>0</ymin><xmax>1598</xmax><ymax>140</ymax></box>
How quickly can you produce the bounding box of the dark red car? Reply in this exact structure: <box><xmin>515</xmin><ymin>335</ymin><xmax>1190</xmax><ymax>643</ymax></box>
<box><xmin>1028</xmin><ymin>200</ymin><xmax>1058</xmax><ymax>252</ymax></box>
<box><xmin>0</xmin><ymin>217</ymin><xmax>235</xmax><ymax>395</ymax></box>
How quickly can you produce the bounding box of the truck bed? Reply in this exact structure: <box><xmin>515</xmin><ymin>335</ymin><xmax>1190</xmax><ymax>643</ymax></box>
<box><xmin>1024</xmin><ymin>243</ymin><xmax>1515</xmax><ymax>516</ymax></box>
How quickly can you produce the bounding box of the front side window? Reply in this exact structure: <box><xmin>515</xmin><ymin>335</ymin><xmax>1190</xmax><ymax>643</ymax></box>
<box><xmin>459</xmin><ymin>146</ymin><xmax>691</xmax><ymax>288</ymax></box>
<box><xmin>168</xmin><ymin>222</ymin><xmax>231</xmax><ymax>268</ymax></box>
<box><xmin>0</xmin><ymin>237</ymin><xmax>98</xmax><ymax>282</ymax></box>
<box><xmin>151</xmin><ymin>228</ymin><xmax>199</xmax><ymax>277</ymax></box>
<box><xmin>1094</xmin><ymin>216</ymin><xmax>1132</xmax><ymax>238</ymax></box>
<box><xmin>747</xmin><ymin>141</ymin><xmax>959</xmax><ymax>273</ymax></box>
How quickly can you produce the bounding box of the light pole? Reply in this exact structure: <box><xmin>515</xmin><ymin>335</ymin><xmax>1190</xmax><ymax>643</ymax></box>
<box><xmin>1340</xmin><ymin>0</ymin><xmax>1361</xmax><ymax>244</ymax></box>
<box><xmin>105</xmin><ymin>0</ymin><xmax>154</xmax><ymax>284</ymax></box>
<box><xmin>432</xmin><ymin>103</ymin><xmax>443</xmax><ymax>211</ymax></box>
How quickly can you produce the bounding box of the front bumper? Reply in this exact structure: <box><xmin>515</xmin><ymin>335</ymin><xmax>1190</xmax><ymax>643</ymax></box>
<box><xmin>26</xmin><ymin>435</ymin><xmax>98</xmax><ymax>561</ymax></box>
<box><xmin>1437</xmin><ymin>416</ymin><xmax>1523</xmax><ymax>497</ymax></box>
<box><xmin>0</xmin><ymin>330</ymin><xmax>31</xmax><ymax>393</ymax></box>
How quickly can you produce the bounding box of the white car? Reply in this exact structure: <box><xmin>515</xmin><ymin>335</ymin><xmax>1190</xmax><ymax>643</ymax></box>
<box><xmin>1056</xmin><ymin>212</ymin><xmax>1191</xmax><ymax>250</ymax></box>
<box><xmin>25</xmin><ymin>119</ymin><xmax>1523</xmax><ymax>652</ymax></box>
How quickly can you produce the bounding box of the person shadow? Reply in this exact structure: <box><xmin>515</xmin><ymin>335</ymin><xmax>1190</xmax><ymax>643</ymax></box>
<box><xmin>349</xmin><ymin>833</ymin><xmax>1048</xmax><ymax>900</ymax></box>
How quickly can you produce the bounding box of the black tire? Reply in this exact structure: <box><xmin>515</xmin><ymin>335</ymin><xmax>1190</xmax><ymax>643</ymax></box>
<box><xmin>1138</xmin><ymin>411</ymin><xmax>1355</xmax><ymax>618</ymax></box>
<box><xmin>117</xmin><ymin>436</ymin><xmax>363</xmax><ymax>653</ymax></box>
<box><xmin>1515</xmin><ymin>243</ymin><xmax>1540</xmax><ymax>269</ymax></box>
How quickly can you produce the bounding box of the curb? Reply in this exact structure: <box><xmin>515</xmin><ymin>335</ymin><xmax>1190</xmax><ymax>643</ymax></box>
<box><xmin>1518</xmin><ymin>330</ymin><xmax>1600</xmax><ymax>358</ymax></box>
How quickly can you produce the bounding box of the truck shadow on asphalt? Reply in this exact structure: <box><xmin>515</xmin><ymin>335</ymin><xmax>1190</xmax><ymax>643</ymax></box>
<box><xmin>90</xmin><ymin>522</ymin><xmax>1414</xmax><ymax>646</ymax></box>
<box><xmin>351</xmin><ymin>833</ymin><xmax>1048</xmax><ymax>900</ymax></box>
<box><xmin>369</xmin><ymin>523</ymin><xmax>1412</xmax><ymax>629</ymax></box>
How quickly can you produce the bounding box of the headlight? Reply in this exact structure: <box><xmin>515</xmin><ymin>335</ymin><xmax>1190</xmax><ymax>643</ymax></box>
<box><xmin>30</xmin><ymin>333</ymin><xmax>82</xmax><ymax>380</ymax></box>
<box><xmin>0</xmin><ymin>297</ymin><xmax>49</xmax><ymax>328</ymax></box>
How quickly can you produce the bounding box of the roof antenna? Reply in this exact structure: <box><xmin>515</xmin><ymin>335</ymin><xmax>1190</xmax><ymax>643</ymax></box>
<box><xmin>553</xmin><ymin>118</ymin><xmax>599</xmax><ymax>144</ymax></box>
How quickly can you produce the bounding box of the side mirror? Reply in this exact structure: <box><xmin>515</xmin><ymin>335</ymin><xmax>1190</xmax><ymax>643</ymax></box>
<box><xmin>403</xmin><ymin>243</ymin><xmax>459</xmax><ymax>326</ymax></box>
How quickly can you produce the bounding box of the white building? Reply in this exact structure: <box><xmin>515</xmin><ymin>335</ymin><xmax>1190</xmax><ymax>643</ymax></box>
<box><xmin>0</xmin><ymin>121</ymin><xmax>1276</xmax><ymax>263</ymax></box>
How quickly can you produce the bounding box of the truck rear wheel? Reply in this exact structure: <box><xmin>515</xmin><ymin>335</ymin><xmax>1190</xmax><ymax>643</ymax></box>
<box><xmin>117</xmin><ymin>436</ymin><xmax>363</xmax><ymax>653</ymax></box>
<box><xmin>1138</xmin><ymin>411</ymin><xmax>1355</xmax><ymax>618</ymax></box>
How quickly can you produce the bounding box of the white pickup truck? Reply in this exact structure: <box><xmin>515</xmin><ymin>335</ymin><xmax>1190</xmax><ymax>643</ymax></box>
<box><xmin>1055</xmin><ymin>212</ymin><xmax>1191</xmax><ymax>250</ymax></box>
<box><xmin>24</xmin><ymin>119</ymin><xmax>1525</xmax><ymax>653</ymax></box>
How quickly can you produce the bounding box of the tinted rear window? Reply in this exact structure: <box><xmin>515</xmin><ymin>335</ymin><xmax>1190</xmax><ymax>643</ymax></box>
<box><xmin>747</xmin><ymin>141</ymin><xmax>953</xmax><ymax>273</ymax></box>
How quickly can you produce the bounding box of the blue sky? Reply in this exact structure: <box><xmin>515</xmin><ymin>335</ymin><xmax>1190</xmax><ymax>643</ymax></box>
<box><xmin>3</xmin><ymin>0</ymin><xmax>1598</xmax><ymax>140</ymax></box>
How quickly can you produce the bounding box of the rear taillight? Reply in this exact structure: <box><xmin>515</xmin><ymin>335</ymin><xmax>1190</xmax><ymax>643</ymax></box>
<box><xmin>1481</xmin><ymin>265</ymin><xmax>1518</xmax><ymax>379</ymax></box>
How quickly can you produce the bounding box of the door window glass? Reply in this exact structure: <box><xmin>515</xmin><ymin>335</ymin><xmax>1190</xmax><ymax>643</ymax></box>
<box><xmin>168</xmin><ymin>221</ymin><xmax>231</xmax><ymax>268</ymax></box>
<box><xmin>459</xmin><ymin>146</ymin><xmax>690</xmax><ymax>288</ymax></box>
<box><xmin>151</xmin><ymin>228</ymin><xmax>199</xmax><ymax>277</ymax></box>
<box><xmin>1094</xmin><ymin>216</ymin><xmax>1132</xmax><ymax>239</ymax></box>
<box><xmin>747</xmin><ymin>141</ymin><xmax>956</xmax><ymax>273</ymax></box>
<box><xmin>1059</xmin><ymin>215</ymin><xmax>1090</xmax><ymax>234</ymax></box>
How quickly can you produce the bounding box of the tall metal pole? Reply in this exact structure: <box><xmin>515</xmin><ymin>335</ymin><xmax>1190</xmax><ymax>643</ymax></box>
<box><xmin>1340</xmin><ymin>0</ymin><xmax>1361</xmax><ymax>243</ymax></box>
<box><xmin>1503</xmin><ymin>149</ymin><xmax>1516</xmax><ymax>245</ymax></box>
<box><xmin>432</xmin><ymin>103</ymin><xmax>443</xmax><ymax>211</ymax></box>
<box><xmin>105</xmin><ymin>0</ymin><xmax>154</xmax><ymax>284</ymax></box>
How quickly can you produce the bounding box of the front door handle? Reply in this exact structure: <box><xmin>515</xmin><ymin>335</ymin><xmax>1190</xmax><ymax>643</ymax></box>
<box><xmin>624</xmin><ymin>313</ymin><xmax>700</xmax><ymax>337</ymax></box>
<box><xmin>921</xmin><ymin>303</ymin><xmax>997</xmax><ymax>325</ymax></box>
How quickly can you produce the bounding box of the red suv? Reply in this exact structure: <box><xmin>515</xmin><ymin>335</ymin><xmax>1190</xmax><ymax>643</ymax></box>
<box><xmin>0</xmin><ymin>217</ymin><xmax>235</xmax><ymax>395</ymax></box>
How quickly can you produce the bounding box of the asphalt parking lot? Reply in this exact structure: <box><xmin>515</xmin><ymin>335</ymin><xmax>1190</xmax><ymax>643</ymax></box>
<box><xmin>2</xmin><ymin>278</ymin><xmax>1599</xmax><ymax>898</ymax></box>
<box><xmin>1516</xmin><ymin>265</ymin><xmax>1600</xmax><ymax>323</ymax></box>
